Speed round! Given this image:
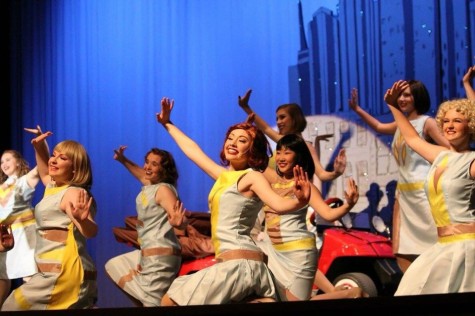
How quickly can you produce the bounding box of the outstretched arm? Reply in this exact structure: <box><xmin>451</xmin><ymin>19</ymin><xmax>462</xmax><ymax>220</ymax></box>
<box><xmin>309</xmin><ymin>177</ymin><xmax>358</xmax><ymax>222</ymax></box>
<box><xmin>349</xmin><ymin>88</ymin><xmax>397</xmax><ymax>135</ymax></box>
<box><xmin>113</xmin><ymin>145</ymin><xmax>148</xmax><ymax>185</ymax></box>
<box><xmin>244</xmin><ymin>166</ymin><xmax>311</xmax><ymax>213</ymax></box>
<box><xmin>156</xmin><ymin>97</ymin><xmax>225</xmax><ymax>180</ymax></box>
<box><xmin>385</xmin><ymin>81</ymin><xmax>446</xmax><ymax>164</ymax></box>
<box><xmin>238</xmin><ymin>89</ymin><xmax>282</xmax><ymax>142</ymax></box>
<box><xmin>23</xmin><ymin>126</ymin><xmax>46</xmax><ymax>188</ymax></box>
<box><xmin>463</xmin><ymin>65</ymin><xmax>475</xmax><ymax>100</ymax></box>
<box><xmin>25</xmin><ymin>126</ymin><xmax>53</xmax><ymax>185</ymax></box>
<box><xmin>423</xmin><ymin>117</ymin><xmax>450</xmax><ymax>148</ymax></box>
<box><xmin>25</xmin><ymin>166</ymin><xmax>40</xmax><ymax>189</ymax></box>
<box><xmin>308</xmin><ymin>143</ymin><xmax>345</xmax><ymax>182</ymax></box>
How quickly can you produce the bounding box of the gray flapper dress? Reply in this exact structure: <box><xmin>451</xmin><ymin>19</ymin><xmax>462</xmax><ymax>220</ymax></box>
<box><xmin>391</xmin><ymin>116</ymin><xmax>438</xmax><ymax>255</ymax></box>
<box><xmin>253</xmin><ymin>176</ymin><xmax>317</xmax><ymax>301</ymax></box>
<box><xmin>395</xmin><ymin>151</ymin><xmax>475</xmax><ymax>295</ymax></box>
<box><xmin>105</xmin><ymin>183</ymin><xmax>181</xmax><ymax>306</ymax></box>
<box><xmin>165</xmin><ymin>169</ymin><xmax>276</xmax><ymax>305</ymax></box>
<box><xmin>0</xmin><ymin>175</ymin><xmax>37</xmax><ymax>279</ymax></box>
<box><xmin>2</xmin><ymin>185</ymin><xmax>97</xmax><ymax>310</ymax></box>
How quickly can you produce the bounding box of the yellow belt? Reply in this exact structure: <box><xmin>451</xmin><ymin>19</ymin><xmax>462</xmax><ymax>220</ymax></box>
<box><xmin>272</xmin><ymin>237</ymin><xmax>316</xmax><ymax>252</ymax></box>
<box><xmin>2</xmin><ymin>210</ymin><xmax>35</xmax><ymax>230</ymax></box>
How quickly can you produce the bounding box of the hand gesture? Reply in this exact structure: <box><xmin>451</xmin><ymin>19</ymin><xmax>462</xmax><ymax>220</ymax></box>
<box><xmin>113</xmin><ymin>145</ymin><xmax>127</xmax><ymax>163</ymax></box>
<box><xmin>315</xmin><ymin>134</ymin><xmax>334</xmax><ymax>143</ymax></box>
<box><xmin>69</xmin><ymin>189</ymin><xmax>93</xmax><ymax>222</ymax></box>
<box><xmin>332</xmin><ymin>149</ymin><xmax>346</xmax><ymax>175</ymax></box>
<box><xmin>348</xmin><ymin>88</ymin><xmax>359</xmax><ymax>111</ymax></box>
<box><xmin>384</xmin><ymin>80</ymin><xmax>408</xmax><ymax>107</ymax></box>
<box><xmin>156</xmin><ymin>97</ymin><xmax>174</xmax><ymax>125</ymax></box>
<box><xmin>238</xmin><ymin>89</ymin><xmax>252</xmax><ymax>111</ymax></box>
<box><xmin>343</xmin><ymin>178</ymin><xmax>359</xmax><ymax>207</ymax></box>
<box><xmin>167</xmin><ymin>200</ymin><xmax>187</xmax><ymax>229</ymax></box>
<box><xmin>292</xmin><ymin>165</ymin><xmax>311</xmax><ymax>204</ymax></box>
<box><xmin>462</xmin><ymin>65</ymin><xmax>475</xmax><ymax>85</ymax></box>
<box><xmin>24</xmin><ymin>125</ymin><xmax>52</xmax><ymax>144</ymax></box>
<box><xmin>24</xmin><ymin>125</ymin><xmax>44</xmax><ymax>136</ymax></box>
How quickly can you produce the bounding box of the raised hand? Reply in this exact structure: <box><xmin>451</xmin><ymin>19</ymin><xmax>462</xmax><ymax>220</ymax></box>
<box><xmin>463</xmin><ymin>65</ymin><xmax>475</xmax><ymax>100</ymax></box>
<box><xmin>156</xmin><ymin>97</ymin><xmax>174</xmax><ymax>125</ymax></box>
<box><xmin>24</xmin><ymin>125</ymin><xmax>52</xmax><ymax>144</ymax></box>
<box><xmin>167</xmin><ymin>200</ymin><xmax>187</xmax><ymax>229</ymax></box>
<box><xmin>348</xmin><ymin>88</ymin><xmax>359</xmax><ymax>111</ymax></box>
<box><xmin>113</xmin><ymin>145</ymin><xmax>127</xmax><ymax>162</ymax></box>
<box><xmin>238</xmin><ymin>89</ymin><xmax>252</xmax><ymax>110</ymax></box>
<box><xmin>462</xmin><ymin>65</ymin><xmax>475</xmax><ymax>85</ymax></box>
<box><xmin>69</xmin><ymin>189</ymin><xmax>93</xmax><ymax>222</ymax></box>
<box><xmin>24</xmin><ymin>125</ymin><xmax>44</xmax><ymax>136</ymax></box>
<box><xmin>315</xmin><ymin>134</ymin><xmax>334</xmax><ymax>143</ymax></box>
<box><xmin>384</xmin><ymin>80</ymin><xmax>409</xmax><ymax>107</ymax></box>
<box><xmin>343</xmin><ymin>178</ymin><xmax>359</xmax><ymax>207</ymax></box>
<box><xmin>292</xmin><ymin>165</ymin><xmax>311</xmax><ymax>204</ymax></box>
<box><xmin>333</xmin><ymin>148</ymin><xmax>347</xmax><ymax>175</ymax></box>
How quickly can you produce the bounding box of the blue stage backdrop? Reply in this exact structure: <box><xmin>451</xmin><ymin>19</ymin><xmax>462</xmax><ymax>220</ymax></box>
<box><xmin>7</xmin><ymin>0</ymin><xmax>474</xmax><ymax>308</ymax></box>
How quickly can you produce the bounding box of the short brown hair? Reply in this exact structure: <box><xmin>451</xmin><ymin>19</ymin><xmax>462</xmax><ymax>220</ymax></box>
<box><xmin>276</xmin><ymin>103</ymin><xmax>307</xmax><ymax>133</ymax></box>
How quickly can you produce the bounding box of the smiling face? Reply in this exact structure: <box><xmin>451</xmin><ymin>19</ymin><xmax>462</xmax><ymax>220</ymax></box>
<box><xmin>276</xmin><ymin>108</ymin><xmax>294</xmax><ymax>135</ymax></box>
<box><xmin>275</xmin><ymin>146</ymin><xmax>296</xmax><ymax>179</ymax></box>
<box><xmin>1</xmin><ymin>152</ymin><xmax>19</xmax><ymax>178</ymax></box>
<box><xmin>143</xmin><ymin>152</ymin><xmax>162</xmax><ymax>183</ymax></box>
<box><xmin>442</xmin><ymin>109</ymin><xmax>470</xmax><ymax>146</ymax></box>
<box><xmin>49</xmin><ymin>150</ymin><xmax>74</xmax><ymax>185</ymax></box>
<box><xmin>224</xmin><ymin>128</ymin><xmax>252</xmax><ymax>162</ymax></box>
<box><xmin>397</xmin><ymin>86</ymin><xmax>416</xmax><ymax>114</ymax></box>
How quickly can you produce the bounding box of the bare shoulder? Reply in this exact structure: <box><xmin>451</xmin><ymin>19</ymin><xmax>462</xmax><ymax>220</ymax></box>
<box><xmin>59</xmin><ymin>187</ymin><xmax>84</xmax><ymax>207</ymax></box>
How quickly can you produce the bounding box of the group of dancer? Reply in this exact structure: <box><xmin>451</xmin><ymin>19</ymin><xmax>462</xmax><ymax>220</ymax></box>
<box><xmin>1</xmin><ymin>66</ymin><xmax>475</xmax><ymax>309</ymax></box>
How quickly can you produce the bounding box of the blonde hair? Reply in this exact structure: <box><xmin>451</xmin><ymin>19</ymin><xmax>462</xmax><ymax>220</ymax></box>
<box><xmin>435</xmin><ymin>99</ymin><xmax>475</xmax><ymax>142</ymax></box>
<box><xmin>53</xmin><ymin>140</ymin><xmax>93</xmax><ymax>188</ymax></box>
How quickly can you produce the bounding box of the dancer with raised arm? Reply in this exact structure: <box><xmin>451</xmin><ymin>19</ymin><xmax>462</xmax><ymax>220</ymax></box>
<box><xmin>385</xmin><ymin>80</ymin><xmax>475</xmax><ymax>295</ymax></box>
<box><xmin>349</xmin><ymin>82</ymin><xmax>449</xmax><ymax>273</ymax></box>
<box><xmin>2</xmin><ymin>129</ymin><xmax>98</xmax><ymax>310</ymax></box>
<box><xmin>105</xmin><ymin>146</ymin><xmax>185</xmax><ymax>306</ymax></box>
<box><xmin>156</xmin><ymin>97</ymin><xmax>311</xmax><ymax>305</ymax></box>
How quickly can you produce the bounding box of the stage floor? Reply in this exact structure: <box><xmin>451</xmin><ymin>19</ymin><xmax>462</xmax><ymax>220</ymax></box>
<box><xmin>1</xmin><ymin>292</ymin><xmax>474</xmax><ymax>315</ymax></box>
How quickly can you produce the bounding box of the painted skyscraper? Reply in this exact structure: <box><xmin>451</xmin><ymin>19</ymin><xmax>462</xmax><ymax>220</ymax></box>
<box><xmin>291</xmin><ymin>0</ymin><xmax>474</xmax><ymax>117</ymax></box>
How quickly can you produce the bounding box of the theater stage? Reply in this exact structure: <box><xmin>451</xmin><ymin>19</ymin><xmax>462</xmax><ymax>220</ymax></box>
<box><xmin>1</xmin><ymin>292</ymin><xmax>473</xmax><ymax>315</ymax></box>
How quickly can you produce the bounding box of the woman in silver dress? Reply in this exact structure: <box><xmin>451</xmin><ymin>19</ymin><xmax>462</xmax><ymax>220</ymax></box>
<box><xmin>156</xmin><ymin>97</ymin><xmax>311</xmax><ymax>306</ymax></box>
<box><xmin>2</xmin><ymin>130</ymin><xmax>98</xmax><ymax>310</ymax></box>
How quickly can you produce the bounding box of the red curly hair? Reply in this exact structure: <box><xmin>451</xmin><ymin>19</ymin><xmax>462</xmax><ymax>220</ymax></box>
<box><xmin>219</xmin><ymin>122</ymin><xmax>272</xmax><ymax>171</ymax></box>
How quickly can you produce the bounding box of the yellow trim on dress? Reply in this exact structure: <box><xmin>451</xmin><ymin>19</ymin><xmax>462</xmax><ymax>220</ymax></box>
<box><xmin>427</xmin><ymin>154</ymin><xmax>451</xmax><ymax>227</ymax></box>
<box><xmin>396</xmin><ymin>181</ymin><xmax>425</xmax><ymax>191</ymax></box>
<box><xmin>44</xmin><ymin>185</ymin><xmax>70</xmax><ymax>197</ymax></box>
<box><xmin>47</xmin><ymin>222</ymin><xmax>83</xmax><ymax>309</ymax></box>
<box><xmin>272</xmin><ymin>237</ymin><xmax>315</xmax><ymax>251</ymax></box>
<box><xmin>438</xmin><ymin>233</ymin><xmax>475</xmax><ymax>243</ymax></box>
<box><xmin>208</xmin><ymin>169</ymin><xmax>249</xmax><ymax>256</ymax></box>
